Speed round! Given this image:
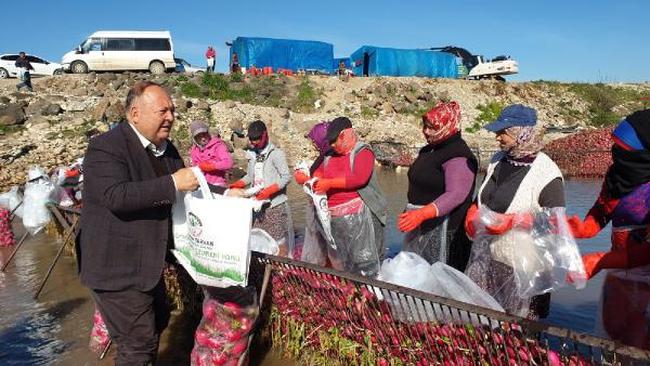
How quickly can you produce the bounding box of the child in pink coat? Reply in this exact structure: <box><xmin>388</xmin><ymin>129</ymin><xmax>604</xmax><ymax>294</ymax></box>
<box><xmin>189</xmin><ymin>120</ymin><xmax>233</xmax><ymax>187</ymax></box>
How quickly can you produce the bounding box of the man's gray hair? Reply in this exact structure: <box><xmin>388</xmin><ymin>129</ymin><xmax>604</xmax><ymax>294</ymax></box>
<box><xmin>125</xmin><ymin>81</ymin><xmax>168</xmax><ymax>112</ymax></box>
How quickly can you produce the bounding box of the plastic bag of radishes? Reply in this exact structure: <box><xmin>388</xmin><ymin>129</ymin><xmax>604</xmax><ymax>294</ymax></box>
<box><xmin>89</xmin><ymin>307</ymin><xmax>110</xmax><ymax>355</ymax></box>
<box><xmin>191</xmin><ymin>286</ymin><xmax>259</xmax><ymax>366</ymax></box>
<box><xmin>465</xmin><ymin>206</ymin><xmax>586</xmax><ymax>316</ymax></box>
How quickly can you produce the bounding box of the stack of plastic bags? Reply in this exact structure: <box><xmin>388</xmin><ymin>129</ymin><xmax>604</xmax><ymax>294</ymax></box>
<box><xmin>23</xmin><ymin>166</ymin><xmax>56</xmax><ymax>235</ymax></box>
<box><xmin>0</xmin><ymin>208</ymin><xmax>15</xmax><ymax>247</ymax></box>
<box><xmin>190</xmin><ymin>294</ymin><xmax>259</xmax><ymax>366</ymax></box>
<box><xmin>378</xmin><ymin>251</ymin><xmax>504</xmax><ymax>325</ymax></box>
<box><xmin>88</xmin><ymin>308</ymin><xmax>110</xmax><ymax>355</ymax></box>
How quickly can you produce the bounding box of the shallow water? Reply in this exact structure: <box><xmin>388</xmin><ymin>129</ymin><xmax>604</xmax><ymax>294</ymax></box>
<box><xmin>0</xmin><ymin>168</ymin><xmax>612</xmax><ymax>364</ymax></box>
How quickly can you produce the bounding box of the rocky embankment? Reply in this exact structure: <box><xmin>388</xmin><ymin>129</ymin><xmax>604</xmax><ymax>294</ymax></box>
<box><xmin>0</xmin><ymin>73</ymin><xmax>648</xmax><ymax>191</ymax></box>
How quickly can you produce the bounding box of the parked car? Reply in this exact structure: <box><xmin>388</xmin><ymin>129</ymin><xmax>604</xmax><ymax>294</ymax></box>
<box><xmin>61</xmin><ymin>30</ymin><xmax>176</xmax><ymax>74</ymax></box>
<box><xmin>175</xmin><ymin>58</ymin><xmax>204</xmax><ymax>75</ymax></box>
<box><xmin>0</xmin><ymin>54</ymin><xmax>63</xmax><ymax>79</ymax></box>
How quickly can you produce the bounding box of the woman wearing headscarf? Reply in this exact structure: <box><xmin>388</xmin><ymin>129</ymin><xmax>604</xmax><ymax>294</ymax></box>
<box><xmin>567</xmin><ymin>110</ymin><xmax>650</xmax><ymax>348</ymax></box>
<box><xmin>189</xmin><ymin>120</ymin><xmax>233</xmax><ymax>188</ymax></box>
<box><xmin>397</xmin><ymin>101</ymin><xmax>478</xmax><ymax>271</ymax></box>
<box><xmin>464</xmin><ymin>104</ymin><xmax>565</xmax><ymax>319</ymax></box>
<box><xmin>310</xmin><ymin>117</ymin><xmax>388</xmax><ymax>277</ymax></box>
<box><xmin>229</xmin><ymin>120</ymin><xmax>294</xmax><ymax>257</ymax></box>
<box><xmin>294</xmin><ymin>121</ymin><xmax>331</xmax><ymax>266</ymax></box>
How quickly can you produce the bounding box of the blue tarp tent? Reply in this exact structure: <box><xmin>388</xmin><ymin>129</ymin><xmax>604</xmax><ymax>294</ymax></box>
<box><xmin>229</xmin><ymin>37</ymin><xmax>334</xmax><ymax>73</ymax></box>
<box><xmin>350</xmin><ymin>46</ymin><xmax>459</xmax><ymax>78</ymax></box>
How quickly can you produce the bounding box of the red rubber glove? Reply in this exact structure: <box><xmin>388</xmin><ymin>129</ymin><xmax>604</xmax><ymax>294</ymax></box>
<box><xmin>485</xmin><ymin>212</ymin><xmax>534</xmax><ymax>235</ymax></box>
<box><xmin>65</xmin><ymin>168</ymin><xmax>80</xmax><ymax>178</ymax></box>
<box><xmin>255</xmin><ymin>184</ymin><xmax>280</xmax><ymax>200</ymax></box>
<box><xmin>229</xmin><ymin>180</ymin><xmax>246</xmax><ymax>189</ymax></box>
<box><xmin>397</xmin><ymin>204</ymin><xmax>438</xmax><ymax>232</ymax></box>
<box><xmin>198</xmin><ymin>161</ymin><xmax>217</xmax><ymax>173</ymax></box>
<box><xmin>294</xmin><ymin>171</ymin><xmax>310</xmax><ymax>185</ymax></box>
<box><xmin>567</xmin><ymin>215</ymin><xmax>602</xmax><ymax>239</ymax></box>
<box><xmin>313</xmin><ymin>177</ymin><xmax>346</xmax><ymax>194</ymax></box>
<box><xmin>464</xmin><ymin>203</ymin><xmax>479</xmax><ymax>239</ymax></box>
<box><xmin>582</xmin><ymin>252</ymin><xmax>607</xmax><ymax>280</ymax></box>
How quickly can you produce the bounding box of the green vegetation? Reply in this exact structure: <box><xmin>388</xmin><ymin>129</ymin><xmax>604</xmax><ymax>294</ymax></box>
<box><xmin>180</xmin><ymin>81</ymin><xmax>201</xmax><ymax>98</ymax></box>
<box><xmin>465</xmin><ymin>101</ymin><xmax>505</xmax><ymax>133</ymax></box>
<box><xmin>360</xmin><ymin>105</ymin><xmax>379</xmax><ymax>118</ymax></box>
<box><xmin>294</xmin><ymin>78</ymin><xmax>320</xmax><ymax>112</ymax></box>
<box><xmin>528</xmin><ymin>81</ymin><xmax>648</xmax><ymax>127</ymax></box>
<box><xmin>178</xmin><ymin>73</ymin><xmax>324</xmax><ymax>112</ymax></box>
<box><xmin>568</xmin><ymin>83</ymin><xmax>644</xmax><ymax>127</ymax></box>
<box><xmin>0</xmin><ymin>124</ymin><xmax>25</xmax><ymax>135</ymax></box>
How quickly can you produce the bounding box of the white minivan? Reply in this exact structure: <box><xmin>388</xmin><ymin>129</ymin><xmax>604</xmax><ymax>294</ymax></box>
<box><xmin>61</xmin><ymin>31</ymin><xmax>176</xmax><ymax>74</ymax></box>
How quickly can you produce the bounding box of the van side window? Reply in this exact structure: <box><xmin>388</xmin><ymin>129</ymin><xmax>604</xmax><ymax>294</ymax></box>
<box><xmin>106</xmin><ymin>39</ymin><xmax>135</xmax><ymax>51</ymax></box>
<box><xmin>82</xmin><ymin>38</ymin><xmax>103</xmax><ymax>52</ymax></box>
<box><xmin>135</xmin><ymin>38</ymin><xmax>171</xmax><ymax>51</ymax></box>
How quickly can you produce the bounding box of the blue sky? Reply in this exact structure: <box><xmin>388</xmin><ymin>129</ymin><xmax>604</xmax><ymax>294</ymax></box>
<box><xmin>2</xmin><ymin>0</ymin><xmax>648</xmax><ymax>82</ymax></box>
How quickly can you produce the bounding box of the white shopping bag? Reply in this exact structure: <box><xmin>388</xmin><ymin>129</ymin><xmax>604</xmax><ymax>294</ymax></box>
<box><xmin>303</xmin><ymin>178</ymin><xmax>336</xmax><ymax>248</ymax></box>
<box><xmin>172</xmin><ymin>167</ymin><xmax>256</xmax><ymax>288</ymax></box>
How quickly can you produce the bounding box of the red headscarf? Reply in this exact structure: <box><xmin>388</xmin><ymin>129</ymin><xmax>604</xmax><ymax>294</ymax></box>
<box><xmin>422</xmin><ymin>101</ymin><xmax>461</xmax><ymax>144</ymax></box>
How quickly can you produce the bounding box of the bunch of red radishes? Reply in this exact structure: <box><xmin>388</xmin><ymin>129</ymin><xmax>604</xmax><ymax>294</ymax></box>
<box><xmin>270</xmin><ymin>267</ymin><xmax>594</xmax><ymax>366</ymax></box>
<box><xmin>0</xmin><ymin>208</ymin><xmax>15</xmax><ymax>247</ymax></box>
<box><xmin>88</xmin><ymin>308</ymin><xmax>110</xmax><ymax>355</ymax></box>
<box><xmin>545</xmin><ymin>128</ymin><xmax>614</xmax><ymax>177</ymax></box>
<box><xmin>190</xmin><ymin>298</ymin><xmax>258</xmax><ymax>366</ymax></box>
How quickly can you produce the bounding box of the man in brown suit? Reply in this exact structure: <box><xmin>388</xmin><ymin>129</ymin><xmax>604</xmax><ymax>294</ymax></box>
<box><xmin>77</xmin><ymin>81</ymin><xmax>199</xmax><ymax>365</ymax></box>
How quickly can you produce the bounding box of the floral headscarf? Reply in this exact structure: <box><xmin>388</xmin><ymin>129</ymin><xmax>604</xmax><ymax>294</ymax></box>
<box><xmin>422</xmin><ymin>101</ymin><xmax>461</xmax><ymax>144</ymax></box>
<box><xmin>503</xmin><ymin>126</ymin><xmax>545</xmax><ymax>164</ymax></box>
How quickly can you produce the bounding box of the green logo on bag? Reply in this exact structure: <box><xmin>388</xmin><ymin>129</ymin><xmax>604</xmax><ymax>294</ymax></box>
<box><xmin>188</xmin><ymin>212</ymin><xmax>203</xmax><ymax>237</ymax></box>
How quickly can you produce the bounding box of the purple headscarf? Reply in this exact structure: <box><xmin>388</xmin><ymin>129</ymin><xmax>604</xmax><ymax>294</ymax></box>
<box><xmin>306</xmin><ymin>121</ymin><xmax>331</xmax><ymax>155</ymax></box>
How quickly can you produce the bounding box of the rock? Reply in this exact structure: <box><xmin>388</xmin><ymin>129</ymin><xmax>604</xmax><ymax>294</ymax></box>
<box><xmin>91</xmin><ymin>98</ymin><xmax>111</xmax><ymax>120</ymax></box>
<box><xmin>196</xmin><ymin>100</ymin><xmax>210</xmax><ymax>111</ymax></box>
<box><xmin>370</xmin><ymin>141</ymin><xmax>417</xmax><ymax>167</ymax></box>
<box><xmin>43</xmin><ymin>103</ymin><xmax>63</xmax><ymax>116</ymax></box>
<box><xmin>112</xmin><ymin>80</ymin><xmax>125</xmax><ymax>91</ymax></box>
<box><xmin>27</xmin><ymin>116</ymin><xmax>50</xmax><ymax>128</ymax></box>
<box><xmin>0</xmin><ymin>104</ymin><xmax>26</xmax><ymax>126</ymax></box>
<box><xmin>105</xmin><ymin>101</ymin><xmax>125</xmax><ymax>122</ymax></box>
<box><xmin>26</xmin><ymin>99</ymin><xmax>62</xmax><ymax>116</ymax></box>
<box><xmin>403</xmin><ymin>92</ymin><xmax>417</xmax><ymax>103</ymax></box>
<box><xmin>0</xmin><ymin>96</ymin><xmax>10</xmax><ymax>104</ymax></box>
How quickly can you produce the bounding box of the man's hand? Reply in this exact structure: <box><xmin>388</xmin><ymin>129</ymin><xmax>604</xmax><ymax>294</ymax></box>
<box><xmin>172</xmin><ymin>168</ymin><xmax>199</xmax><ymax>192</ymax></box>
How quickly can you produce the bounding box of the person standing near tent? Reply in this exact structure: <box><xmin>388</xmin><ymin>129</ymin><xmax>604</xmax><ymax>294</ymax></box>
<box><xmin>397</xmin><ymin>101</ymin><xmax>477</xmax><ymax>271</ymax></box>
<box><xmin>231</xmin><ymin>52</ymin><xmax>241</xmax><ymax>74</ymax></box>
<box><xmin>311</xmin><ymin>117</ymin><xmax>388</xmax><ymax>277</ymax></box>
<box><xmin>229</xmin><ymin>120</ymin><xmax>294</xmax><ymax>257</ymax></box>
<box><xmin>189</xmin><ymin>120</ymin><xmax>233</xmax><ymax>188</ymax></box>
<box><xmin>77</xmin><ymin>81</ymin><xmax>201</xmax><ymax>364</ymax></box>
<box><xmin>464</xmin><ymin>104</ymin><xmax>565</xmax><ymax>319</ymax></box>
<box><xmin>205</xmin><ymin>46</ymin><xmax>216</xmax><ymax>73</ymax></box>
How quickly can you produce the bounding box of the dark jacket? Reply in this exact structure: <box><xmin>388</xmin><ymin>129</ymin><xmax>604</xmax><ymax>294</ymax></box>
<box><xmin>407</xmin><ymin>133</ymin><xmax>478</xmax><ymax>271</ymax></box>
<box><xmin>76</xmin><ymin>122</ymin><xmax>183</xmax><ymax>291</ymax></box>
<box><xmin>15</xmin><ymin>57</ymin><xmax>34</xmax><ymax>70</ymax></box>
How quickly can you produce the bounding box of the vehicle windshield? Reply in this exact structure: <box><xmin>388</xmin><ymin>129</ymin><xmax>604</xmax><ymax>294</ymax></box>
<box><xmin>80</xmin><ymin>38</ymin><xmax>102</xmax><ymax>53</ymax></box>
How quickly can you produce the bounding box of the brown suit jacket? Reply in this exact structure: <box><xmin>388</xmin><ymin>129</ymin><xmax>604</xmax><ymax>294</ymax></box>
<box><xmin>77</xmin><ymin>122</ymin><xmax>183</xmax><ymax>291</ymax></box>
